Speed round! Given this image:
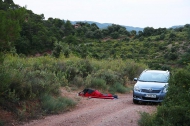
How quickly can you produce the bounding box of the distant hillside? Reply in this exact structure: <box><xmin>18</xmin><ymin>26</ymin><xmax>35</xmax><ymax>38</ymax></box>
<box><xmin>169</xmin><ymin>25</ymin><xmax>184</xmax><ymax>29</ymax></box>
<box><xmin>71</xmin><ymin>21</ymin><xmax>186</xmax><ymax>32</ymax></box>
<box><xmin>71</xmin><ymin>21</ymin><xmax>144</xmax><ymax>32</ymax></box>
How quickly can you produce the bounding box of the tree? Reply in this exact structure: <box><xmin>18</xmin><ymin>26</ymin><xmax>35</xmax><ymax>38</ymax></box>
<box><xmin>143</xmin><ymin>27</ymin><xmax>154</xmax><ymax>36</ymax></box>
<box><xmin>64</xmin><ymin>35</ymin><xmax>77</xmax><ymax>45</ymax></box>
<box><xmin>111</xmin><ymin>32</ymin><xmax>119</xmax><ymax>39</ymax></box>
<box><xmin>0</xmin><ymin>7</ymin><xmax>26</xmax><ymax>51</ymax></box>
<box><xmin>90</xmin><ymin>23</ymin><xmax>99</xmax><ymax>31</ymax></box>
<box><xmin>94</xmin><ymin>29</ymin><xmax>102</xmax><ymax>39</ymax></box>
<box><xmin>187</xmin><ymin>28</ymin><xmax>190</xmax><ymax>40</ymax></box>
<box><xmin>52</xmin><ymin>41</ymin><xmax>63</xmax><ymax>58</ymax></box>
<box><xmin>64</xmin><ymin>20</ymin><xmax>73</xmax><ymax>36</ymax></box>
<box><xmin>130</xmin><ymin>30</ymin><xmax>136</xmax><ymax>37</ymax></box>
<box><xmin>85</xmin><ymin>31</ymin><xmax>94</xmax><ymax>38</ymax></box>
<box><xmin>64</xmin><ymin>48</ymin><xmax>70</xmax><ymax>58</ymax></box>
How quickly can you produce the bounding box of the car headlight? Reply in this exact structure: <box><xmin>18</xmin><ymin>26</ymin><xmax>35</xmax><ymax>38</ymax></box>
<box><xmin>134</xmin><ymin>85</ymin><xmax>141</xmax><ymax>92</ymax></box>
<box><xmin>163</xmin><ymin>87</ymin><xmax>168</xmax><ymax>93</ymax></box>
<box><xmin>163</xmin><ymin>84</ymin><xmax>168</xmax><ymax>93</ymax></box>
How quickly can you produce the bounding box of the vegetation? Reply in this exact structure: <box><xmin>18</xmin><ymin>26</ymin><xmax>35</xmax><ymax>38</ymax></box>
<box><xmin>0</xmin><ymin>54</ymin><xmax>144</xmax><ymax>123</ymax></box>
<box><xmin>0</xmin><ymin>0</ymin><xmax>190</xmax><ymax>125</ymax></box>
<box><xmin>139</xmin><ymin>65</ymin><xmax>190</xmax><ymax>126</ymax></box>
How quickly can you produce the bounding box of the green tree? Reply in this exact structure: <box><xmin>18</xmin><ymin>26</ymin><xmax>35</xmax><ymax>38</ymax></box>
<box><xmin>52</xmin><ymin>41</ymin><xmax>63</xmax><ymax>58</ymax></box>
<box><xmin>111</xmin><ymin>32</ymin><xmax>119</xmax><ymax>39</ymax></box>
<box><xmin>64</xmin><ymin>20</ymin><xmax>73</xmax><ymax>36</ymax></box>
<box><xmin>187</xmin><ymin>28</ymin><xmax>190</xmax><ymax>40</ymax></box>
<box><xmin>130</xmin><ymin>30</ymin><xmax>136</xmax><ymax>36</ymax></box>
<box><xmin>64</xmin><ymin>48</ymin><xmax>70</xmax><ymax>58</ymax></box>
<box><xmin>64</xmin><ymin>35</ymin><xmax>78</xmax><ymax>45</ymax></box>
<box><xmin>143</xmin><ymin>27</ymin><xmax>154</xmax><ymax>36</ymax></box>
<box><xmin>94</xmin><ymin>29</ymin><xmax>102</xmax><ymax>39</ymax></box>
<box><xmin>0</xmin><ymin>7</ymin><xmax>26</xmax><ymax>51</ymax></box>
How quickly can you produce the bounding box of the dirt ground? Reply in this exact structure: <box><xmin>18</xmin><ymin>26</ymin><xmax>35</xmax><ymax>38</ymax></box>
<box><xmin>18</xmin><ymin>88</ymin><xmax>157</xmax><ymax>126</ymax></box>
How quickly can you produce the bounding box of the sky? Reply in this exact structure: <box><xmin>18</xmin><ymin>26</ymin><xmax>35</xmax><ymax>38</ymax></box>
<box><xmin>13</xmin><ymin>0</ymin><xmax>190</xmax><ymax>28</ymax></box>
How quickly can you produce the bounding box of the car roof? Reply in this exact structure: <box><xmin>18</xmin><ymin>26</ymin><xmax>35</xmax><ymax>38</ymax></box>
<box><xmin>143</xmin><ymin>70</ymin><xmax>170</xmax><ymax>74</ymax></box>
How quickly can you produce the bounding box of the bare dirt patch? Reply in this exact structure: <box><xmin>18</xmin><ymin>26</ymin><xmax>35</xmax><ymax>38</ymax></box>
<box><xmin>19</xmin><ymin>88</ymin><xmax>157</xmax><ymax>126</ymax></box>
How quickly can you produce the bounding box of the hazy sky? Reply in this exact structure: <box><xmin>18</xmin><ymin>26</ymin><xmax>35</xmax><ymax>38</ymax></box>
<box><xmin>13</xmin><ymin>0</ymin><xmax>190</xmax><ymax>28</ymax></box>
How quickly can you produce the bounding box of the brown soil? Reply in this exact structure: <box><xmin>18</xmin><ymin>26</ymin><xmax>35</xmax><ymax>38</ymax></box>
<box><xmin>17</xmin><ymin>88</ymin><xmax>157</xmax><ymax>126</ymax></box>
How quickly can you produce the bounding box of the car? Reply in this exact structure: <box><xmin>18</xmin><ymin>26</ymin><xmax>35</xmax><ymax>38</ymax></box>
<box><xmin>133</xmin><ymin>69</ymin><xmax>170</xmax><ymax>104</ymax></box>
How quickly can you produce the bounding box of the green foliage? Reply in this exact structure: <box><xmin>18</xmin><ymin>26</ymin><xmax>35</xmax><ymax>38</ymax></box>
<box><xmin>77</xmin><ymin>59</ymin><xmax>93</xmax><ymax>78</ymax></box>
<box><xmin>111</xmin><ymin>31</ymin><xmax>119</xmax><ymax>39</ymax></box>
<box><xmin>2</xmin><ymin>1</ymin><xmax>190</xmax><ymax>124</ymax></box>
<box><xmin>52</xmin><ymin>42</ymin><xmax>63</xmax><ymax>58</ymax></box>
<box><xmin>178</xmin><ymin>49</ymin><xmax>190</xmax><ymax>65</ymax></box>
<box><xmin>71</xmin><ymin>76</ymin><xmax>84</xmax><ymax>88</ymax></box>
<box><xmin>64</xmin><ymin>48</ymin><xmax>70</xmax><ymax>58</ymax></box>
<box><xmin>94</xmin><ymin>69</ymin><xmax>121</xmax><ymax>85</ymax></box>
<box><xmin>0</xmin><ymin>7</ymin><xmax>26</xmax><ymax>51</ymax></box>
<box><xmin>109</xmin><ymin>82</ymin><xmax>129</xmax><ymax>94</ymax></box>
<box><xmin>138</xmin><ymin>112</ymin><xmax>154</xmax><ymax>126</ymax></box>
<box><xmin>143</xmin><ymin>27</ymin><xmax>154</xmax><ymax>36</ymax></box>
<box><xmin>139</xmin><ymin>66</ymin><xmax>190</xmax><ymax>126</ymax></box>
<box><xmin>85</xmin><ymin>76</ymin><xmax>107</xmax><ymax>90</ymax></box>
<box><xmin>41</xmin><ymin>94</ymin><xmax>76</xmax><ymax>114</ymax></box>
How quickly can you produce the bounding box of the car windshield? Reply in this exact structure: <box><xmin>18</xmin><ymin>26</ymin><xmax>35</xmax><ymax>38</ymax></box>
<box><xmin>138</xmin><ymin>72</ymin><xmax>169</xmax><ymax>83</ymax></box>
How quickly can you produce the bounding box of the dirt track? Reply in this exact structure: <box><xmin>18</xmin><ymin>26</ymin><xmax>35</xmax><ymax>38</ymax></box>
<box><xmin>20</xmin><ymin>89</ymin><xmax>157</xmax><ymax>126</ymax></box>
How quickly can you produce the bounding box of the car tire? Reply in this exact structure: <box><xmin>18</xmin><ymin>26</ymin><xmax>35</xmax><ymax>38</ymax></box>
<box><xmin>133</xmin><ymin>99</ymin><xmax>139</xmax><ymax>104</ymax></box>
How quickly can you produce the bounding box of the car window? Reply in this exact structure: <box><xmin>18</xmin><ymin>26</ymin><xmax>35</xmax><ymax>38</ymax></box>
<box><xmin>138</xmin><ymin>72</ymin><xmax>169</xmax><ymax>83</ymax></box>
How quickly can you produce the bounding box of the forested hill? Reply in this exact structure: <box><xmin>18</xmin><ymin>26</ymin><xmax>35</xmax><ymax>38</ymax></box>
<box><xmin>1</xmin><ymin>0</ymin><xmax>190</xmax><ymax>69</ymax></box>
<box><xmin>71</xmin><ymin>21</ymin><xmax>184</xmax><ymax>32</ymax></box>
<box><xmin>71</xmin><ymin>21</ymin><xmax>144</xmax><ymax>31</ymax></box>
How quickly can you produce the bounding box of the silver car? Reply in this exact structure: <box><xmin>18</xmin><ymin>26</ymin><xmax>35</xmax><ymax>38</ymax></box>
<box><xmin>133</xmin><ymin>69</ymin><xmax>170</xmax><ymax>104</ymax></box>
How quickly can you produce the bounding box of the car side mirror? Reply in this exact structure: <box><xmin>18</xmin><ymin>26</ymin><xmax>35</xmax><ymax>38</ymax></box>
<box><xmin>133</xmin><ymin>78</ymin><xmax>138</xmax><ymax>81</ymax></box>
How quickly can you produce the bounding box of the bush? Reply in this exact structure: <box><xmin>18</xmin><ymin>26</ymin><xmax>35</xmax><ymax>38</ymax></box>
<box><xmin>138</xmin><ymin>112</ymin><xmax>154</xmax><ymax>126</ymax></box>
<box><xmin>52</xmin><ymin>42</ymin><xmax>63</xmax><ymax>58</ymax></box>
<box><xmin>71</xmin><ymin>76</ymin><xmax>85</xmax><ymax>88</ymax></box>
<box><xmin>122</xmin><ymin>62</ymin><xmax>145</xmax><ymax>80</ymax></box>
<box><xmin>94</xmin><ymin>69</ymin><xmax>121</xmax><ymax>85</ymax></box>
<box><xmin>77</xmin><ymin>59</ymin><xmax>93</xmax><ymax>78</ymax></box>
<box><xmin>41</xmin><ymin>94</ymin><xmax>76</xmax><ymax>114</ymax></box>
<box><xmin>139</xmin><ymin>66</ymin><xmax>190</xmax><ymax>126</ymax></box>
<box><xmin>153</xmin><ymin>106</ymin><xmax>190</xmax><ymax>126</ymax></box>
<box><xmin>109</xmin><ymin>82</ymin><xmax>128</xmax><ymax>94</ymax></box>
<box><xmin>85</xmin><ymin>76</ymin><xmax>108</xmax><ymax>91</ymax></box>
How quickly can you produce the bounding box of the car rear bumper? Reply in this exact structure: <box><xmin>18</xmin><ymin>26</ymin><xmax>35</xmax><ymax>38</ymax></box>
<box><xmin>133</xmin><ymin>91</ymin><xmax>166</xmax><ymax>102</ymax></box>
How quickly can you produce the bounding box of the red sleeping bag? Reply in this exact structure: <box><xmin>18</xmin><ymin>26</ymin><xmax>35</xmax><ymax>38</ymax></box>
<box><xmin>78</xmin><ymin>88</ymin><xmax>118</xmax><ymax>99</ymax></box>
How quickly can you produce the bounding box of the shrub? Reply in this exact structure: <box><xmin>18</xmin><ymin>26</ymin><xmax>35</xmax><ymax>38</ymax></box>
<box><xmin>65</xmin><ymin>66</ymin><xmax>79</xmax><ymax>82</ymax></box>
<box><xmin>24</xmin><ymin>70</ymin><xmax>61</xmax><ymax>97</ymax></box>
<box><xmin>77</xmin><ymin>59</ymin><xmax>93</xmax><ymax>78</ymax></box>
<box><xmin>71</xmin><ymin>76</ymin><xmax>84</xmax><ymax>88</ymax></box>
<box><xmin>52</xmin><ymin>42</ymin><xmax>63</xmax><ymax>58</ymax></box>
<box><xmin>139</xmin><ymin>66</ymin><xmax>190</xmax><ymax>126</ymax></box>
<box><xmin>86</xmin><ymin>78</ymin><xmax>108</xmax><ymax>90</ymax></box>
<box><xmin>94</xmin><ymin>69</ymin><xmax>121</xmax><ymax>85</ymax></box>
<box><xmin>41</xmin><ymin>94</ymin><xmax>76</xmax><ymax>114</ymax></box>
<box><xmin>108</xmin><ymin>82</ymin><xmax>129</xmax><ymax>94</ymax></box>
<box><xmin>138</xmin><ymin>112</ymin><xmax>154</xmax><ymax>126</ymax></box>
<box><xmin>122</xmin><ymin>62</ymin><xmax>145</xmax><ymax>80</ymax></box>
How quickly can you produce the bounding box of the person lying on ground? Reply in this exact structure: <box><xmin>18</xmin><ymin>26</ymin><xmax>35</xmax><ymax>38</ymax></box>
<box><xmin>78</xmin><ymin>88</ymin><xmax>118</xmax><ymax>99</ymax></box>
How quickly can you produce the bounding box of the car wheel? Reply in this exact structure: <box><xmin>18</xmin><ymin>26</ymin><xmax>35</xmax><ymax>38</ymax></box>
<box><xmin>133</xmin><ymin>99</ymin><xmax>139</xmax><ymax>104</ymax></box>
